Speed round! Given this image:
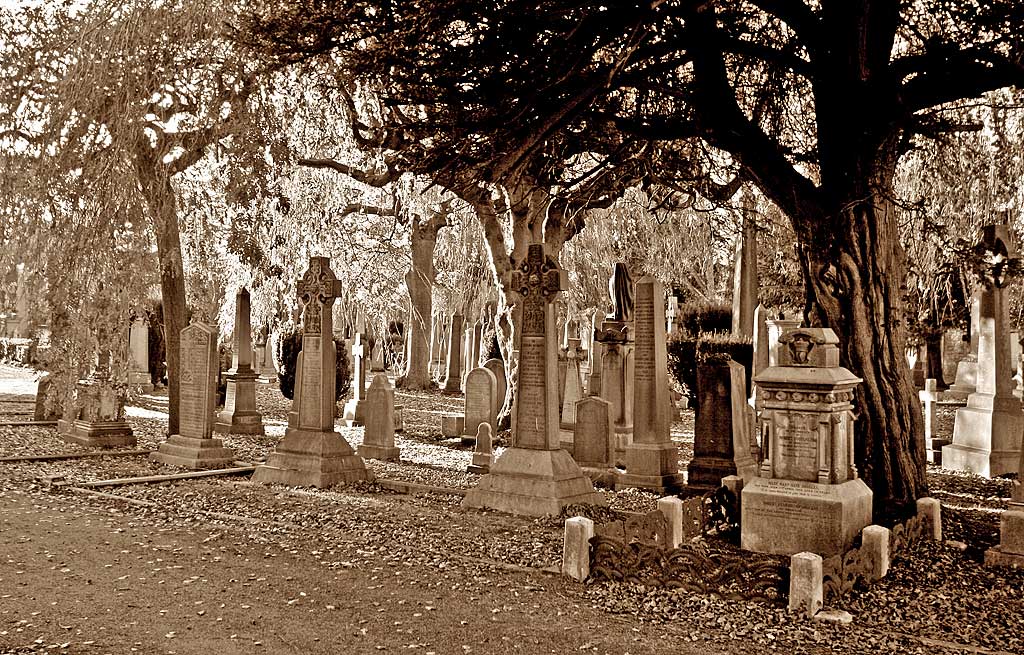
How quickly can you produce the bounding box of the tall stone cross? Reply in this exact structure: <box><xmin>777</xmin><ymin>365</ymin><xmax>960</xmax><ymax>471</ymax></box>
<box><xmin>507</xmin><ymin>243</ymin><xmax>567</xmax><ymax>450</ymax></box>
<box><xmin>295</xmin><ymin>257</ymin><xmax>344</xmax><ymax>432</ymax></box>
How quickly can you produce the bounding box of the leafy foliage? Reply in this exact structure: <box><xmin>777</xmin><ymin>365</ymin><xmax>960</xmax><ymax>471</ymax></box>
<box><xmin>275</xmin><ymin>326</ymin><xmax>351</xmax><ymax>401</ymax></box>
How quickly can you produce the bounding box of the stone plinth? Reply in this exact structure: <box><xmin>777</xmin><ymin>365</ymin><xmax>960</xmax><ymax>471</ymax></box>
<box><xmin>741</xmin><ymin>327</ymin><xmax>871</xmax><ymax>556</ymax></box>
<box><xmin>152</xmin><ymin>323</ymin><xmax>235</xmax><ymax>469</ymax></box>
<box><xmin>253</xmin><ymin>258</ymin><xmax>369</xmax><ymax>488</ymax></box>
<box><xmin>463</xmin><ymin>447</ymin><xmax>603</xmax><ymax>515</ymax></box>
<box><xmin>741</xmin><ymin>477</ymin><xmax>873</xmax><ymax>556</ymax></box>
<box><xmin>59</xmin><ymin>378</ymin><xmax>135</xmax><ymax>448</ymax></box>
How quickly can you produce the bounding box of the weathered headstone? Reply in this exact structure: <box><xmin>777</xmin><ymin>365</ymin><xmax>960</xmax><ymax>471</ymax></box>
<box><xmin>560</xmin><ymin>338</ymin><xmax>585</xmax><ymax>430</ymax></box>
<box><xmin>369</xmin><ymin>338</ymin><xmax>385</xmax><ymax>372</ymax></box>
<box><xmin>462</xmin><ymin>244</ymin><xmax>604</xmax><ymax>515</ymax></box>
<box><xmin>127</xmin><ymin>316</ymin><xmax>153</xmax><ymax>391</ymax></box>
<box><xmin>948</xmin><ymin>290</ymin><xmax>981</xmax><ymax>399</ymax></box>
<box><xmin>253</xmin><ymin>257</ymin><xmax>369</xmax><ymax>487</ymax></box>
<box><xmin>462</xmin><ymin>367</ymin><xmax>497</xmax><ymax>445</ymax></box>
<box><xmin>617</xmin><ymin>276</ymin><xmax>685</xmax><ymax>493</ymax></box>
<box><xmin>343</xmin><ymin>334</ymin><xmax>368</xmax><ymax>427</ymax></box>
<box><xmin>214</xmin><ymin>288</ymin><xmax>265</xmax><ymax>437</ymax></box>
<box><xmin>741</xmin><ymin>328</ymin><xmax>872</xmax><ymax>556</ymax></box>
<box><xmin>483</xmin><ymin>358</ymin><xmax>507</xmax><ymax>418</ymax></box>
<box><xmin>573</xmin><ymin>395</ymin><xmax>617</xmax><ymax>485</ymax></box>
<box><xmin>357</xmin><ymin>374</ymin><xmax>400</xmax><ymax>461</ymax></box>
<box><xmin>151</xmin><ymin>322</ymin><xmax>235</xmax><ymax>468</ymax></box>
<box><xmin>944</xmin><ymin>225</ymin><xmax>1023</xmax><ymax>477</ymax></box>
<box><xmin>58</xmin><ymin>349</ymin><xmax>135</xmax><ymax>448</ymax></box>
<box><xmin>686</xmin><ymin>359</ymin><xmax>759</xmax><ymax>491</ymax></box>
<box><xmin>467</xmin><ymin>423</ymin><xmax>494</xmax><ymax>474</ymax></box>
<box><xmin>33</xmin><ymin>373</ymin><xmax>59</xmax><ymax>422</ymax></box>
<box><xmin>443</xmin><ymin>313</ymin><xmax>465</xmax><ymax>393</ymax></box>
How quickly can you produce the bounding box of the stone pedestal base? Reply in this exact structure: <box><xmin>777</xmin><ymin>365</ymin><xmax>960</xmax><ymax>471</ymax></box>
<box><xmin>617</xmin><ymin>442</ymin><xmax>685</xmax><ymax>494</ymax></box>
<box><xmin>741</xmin><ymin>477</ymin><xmax>873</xmax><ymax>557</ymax></box>
<box><xmin>252</xmin><ymin>427</ymin><xmax>370</xmax><ymax>488</ymax></box>
<box><xmin>943</xmin><ymin>402</ymin><xmax>1023</xmax><ymax>477</ymax></box>
<box><xmin>462</xmin><ymin>447</ymin><xmax>605</xmax><ymax>516</ymax></box>
<box><xmin>357</xmin><ymin>443</ymin><xmax>401</xmax><ymax>462</ymax></box>
<box><xmin>686</xmin><ymin>455</ymin><xmax>750</xmax><ymax>493</ymax></box>
<box><xmin>58</xmin><ymin>419</ymin><xmax>135</xmax><ymax>448</ymax></box>
<box><xmin>127</xmin><ymin>371</ymin><xmax>154</xmax><ymax>392</ymax></box>
<box><xmin>467</xmin><ymin>451</ymin><xmax>493</xmax><ymax>475</ymax></box>
<box><xmin>151</xmin><ymin>435</ymin><xmax>235</xmax><ymax>469</ymax></box>
<box><xmin>581</xmin><ymin>465</ymin><xmax>619</xmax><ymax>488</ymax></box>
<box><xmin>343</xmin><ymin>398</ymin><xmax>367</xmax><ymax>427</ymax></box>
<box><xmin>214</xmin><ymin>375</ymin><xmax>265</xmax><ymax>436</ymax></box>
<box><xmin>985</xmin><ymin>507</ymin><xmax>1024</xmax><ymax>567</ymax></box>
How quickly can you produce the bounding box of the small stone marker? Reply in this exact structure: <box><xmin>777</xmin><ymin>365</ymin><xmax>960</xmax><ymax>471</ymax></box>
<box><xmin>788</xmin><ymin>552</ymin><xmax>823</xmax><ymax>618</ymax></box>
<box><xmin>561</xmin><ymin>516</ymin><xmax>595</xmax><ymax>582</ymax></box>
<box><xmin>467</xmin><ymin>423</ymin><xmax>494</xmax><ymax>474</ymax></box>
<box><xmin>618</xmin><ymin>276</ymin><xmax>684</xmax><ymax>493</ymax></box>
<box><xmin>253</xmin><ymin>257</ymin><xmax>369</xmax><ymax>488</ymax></box>
<box><xmin>214</xmin><ymin>288</ymin><xmax>265</xmax><ymax>437</ymax></box>
<box><xmin>357</xmin><ymin>374</ymin><xmax>400</xmax><ymax>461</ymax></box>
<box><xmin>463</xmin><ymin>243</ymin><xmax>603</xmax><ymax>515</ymax></box>
<box><xmin>861</xmin><ymin>525</ymin><xmax>891</xmax><ymax>580</ymax></box>
<box><xmin>462</xmin><ymin>367</ymin><xmax>497</xmax><ymax>445</ymax></box>
<box><xmin>151</xmin><ymin>322</ymin><xmax>234</xmax><ymax>469</ymax></box>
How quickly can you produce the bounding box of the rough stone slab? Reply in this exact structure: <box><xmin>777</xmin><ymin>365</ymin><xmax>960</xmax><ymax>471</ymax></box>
<box><xmin>788</xmin><ymin>551</ymin><xmax>823</xmax><ymax>617</ymax></box>
<box><xmin>917</xmin><ymin>497</ymin><xmax>943</xmax><ymax>541</ymax></box>
<box><xmin>562</xmin><ymin>516</ymin><xmax>595</xmax><ymax>582</ymax></box>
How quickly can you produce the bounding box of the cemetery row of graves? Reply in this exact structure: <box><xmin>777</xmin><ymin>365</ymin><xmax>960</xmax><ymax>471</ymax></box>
<box><xmin>0</xmin><ymin>232</ymin><xmax>1023</xmax><ymax>652</ymax></box>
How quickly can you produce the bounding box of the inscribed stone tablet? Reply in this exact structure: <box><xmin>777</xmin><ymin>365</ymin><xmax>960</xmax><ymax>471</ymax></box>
<box><xmin>774</xmin><ymin>411</ymin><xmax>820</xmax><ymax>481</ymax></box>
<box><xmin>179</xmin><ymin>323</ymin><xmax>216</xmax><ymax>439</ymax></box>
<box><xmin>298</xmin><ymin>336</ymin><xmax>323</xmax><ymax>430</ymax></box>
<box><xmin>515</xmin><ymin>336</ymin><xmax>547</xmax><ymax>449</ymax></box>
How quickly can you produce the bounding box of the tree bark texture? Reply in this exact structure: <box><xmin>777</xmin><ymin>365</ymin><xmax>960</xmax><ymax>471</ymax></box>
<box><xmin>797</xmin><ymin>191</ymin><xmax>927</xmax><ymax>514</ymax></box>
<box><xmin>401</xmin><ymin>218</ymin><xmax>441</xmax><ymax>389</ymax></box>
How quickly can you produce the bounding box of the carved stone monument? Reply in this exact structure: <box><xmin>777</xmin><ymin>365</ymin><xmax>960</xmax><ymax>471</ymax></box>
<box><xmin>594</xmin><ymin>264</ymin><xmax>635</xmax><ymax>462</ymax></box>
<box><xmin>151</xmin><ymin>322</ymin><xmax>235</xmax><ymax>468</ymax></box>
<box><xmin>944</xmin><ymin>225</ymin><xmax>1023</xmax><ymax>477</ymax></box>
<box><xmin>252</xmin><ymin>257</ymin><xmax>370</xmax><ymax>488</ymax></box>
<box><xmin>617</xmin><ymin>276</ymin><xmax>685</xmax><ymax>493</ymax></box>
<box><xmin>462</xmin><ymin>244</ymin><xmax>603</xmax><ymax>515</ymax></box>
<box><xmin>214</xmin><ymin>288</ymin><xmax>265</xmax><ymax>437</ymax></box>
<box><xmin>357</xmin><ymin>374</ymin><xmax>400</xmax><ymax>461</ymax></box>
<box><xmin>741</xmin><ymin>327</ymin><xmax>872</xmax><ymax>556</ymax></box>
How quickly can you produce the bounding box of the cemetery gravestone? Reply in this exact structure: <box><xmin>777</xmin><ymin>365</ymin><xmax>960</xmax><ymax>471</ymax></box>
<box><xmin>253</xmin><ymin>257</ymin><xmax>370</xmax><ymax>488</ymax></box>
<box><xmin>741</xmin><ymin>328</ymin><xmax>872</xmax><ymax>556</ymax></box>
<box><xmin>370</xmin><ymin>339</ymin><xmax>385</xmax><ymax>372</ymax></box>
<box><xmin>985</xmin><ymin>446</ymin><xmax>1024</xmax><ymax>566</ymax></box>
<box><xmin>920</xmin><ymin>379</ymin><xmax>948</xmax><ymax>465</ymax></box>
<box><xmin>151</xmin><ymin>322</ymin><xmax>235</xmax><ymax>468</ymax></box>
<box><xmin>686</xmin><ymin>358</ymin><xmax>759</xmax><ymax>492</ymax></box>
<box><xmin>467</xmin><ymin>422</ymin><xmax>494</xmax><ymax>474</ymax></box>
<box><xmin>462</xmin><ymin>367</ymin><xmax>497</xmax><ymax>446</ymax></box>
<box><xmin>944</xmin><ymin>225</ymin><xmax>1023</xmax><ymax>477</ymax></box>
<box><xmin>58</xmin><ymin>353</ymin><xmax>135</xmax><ymax>448</ymax></box>
<box><xmin>948</xmin><ymin>290</ymin><xmax>981</xmax><ymax>399</ymax></box>
<box><xmin>127</xmin><ymin>316</ymin><xmax>153</xmax><ymax>391</ymax></box>
<box><xmin>617</xmin><ymin>277</ymin><xmax>685</xmax><ymax>493</ymax></box>
<box><xmin>560</xmin><ymin>338</ymin><xmax>585</xmax><ymax>430</ymax></box>
<box><xmin>214</xmin><ymin>288</ymin><xmax>265</xmax><ymax>437</ymax></box>
<box><xmin>357</xmin><ymin>374</ymin><xmax>400</xmax><ymax>461</ymax></box>
<box><xmin>33</xmin><ymin>373</ymin><xmax>59</xmax><ymax>422</ymax></box>
<box><xmin>343</xmin><ymin>334</ymin><xmax>369</xmax><ymax>427</ymax></box>
<box><xmin>483</xmin><ymin>358</ymin><xmax>507</xmax><ymax>418</ymax></box>
<box><xmin>462</xmin><ymin>244</ymin><xmax>603</xmax><ymax>515</ymax></box>
<box><xmin>444</xmin><ymin>313</ymin><xmax>465</xmax><ymax>393</ymax></box>
<box><xmin>573</xmin><ymin>395</ymin><xmax>617</xmax><ymax>485</ymax></box>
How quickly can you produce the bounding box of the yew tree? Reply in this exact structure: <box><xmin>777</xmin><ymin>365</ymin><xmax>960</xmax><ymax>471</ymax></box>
<box><xmin>244</xmin><ymin>0</ymin><xmax>1024</xmax><ymax>510</ymax></box>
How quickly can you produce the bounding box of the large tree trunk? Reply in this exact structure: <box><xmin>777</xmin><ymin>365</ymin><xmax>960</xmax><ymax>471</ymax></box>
<box><xmin>798</xmin><ymin>188</ymin><xmax>927</xmax><ymax>515</ymax></box>
<box><xmin>401</xmin><ymin>224</ymin><xmax>436</xmax><ymax>389</ymax></box>
<box><xmin>134</xmin><ymin>148</ymin><xmax>186</xmax><ymax>436</ymax></box>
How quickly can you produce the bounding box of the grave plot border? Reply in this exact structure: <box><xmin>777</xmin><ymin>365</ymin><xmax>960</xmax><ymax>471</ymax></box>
<box><xmin>588</xmin><ymin>489</ymin><xmax>788</xmax><ymax>604</ymax></box>
<box><xmin>822</xmin><ymin>510</ymin><xmax>930</xmax><ymax>605</ymax></box>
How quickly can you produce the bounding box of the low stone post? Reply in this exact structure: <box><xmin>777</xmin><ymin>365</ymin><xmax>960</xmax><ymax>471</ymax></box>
<box><xmin>562</xmin><ymin>516</ymin><xmax>595</xmax><ymax>582</ymax></box>
<box><xmin>657</xmin><ymin>496</ymin><xmax>684</xmax><ymax>549</ymax></box>
<box><xmin>917</xmin><ymin>497</ymin><xmax>943</xmax><ymax>542</ymax></box>
<box><xmin>788</xmin><ymin>552</ymin><xmax>823</xmax><ymax>618</ymax></box>
<box><xmin>861</xmin><ymin>525</ymin><xmax>891</xmax><ymax>580</ymax></box>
